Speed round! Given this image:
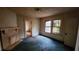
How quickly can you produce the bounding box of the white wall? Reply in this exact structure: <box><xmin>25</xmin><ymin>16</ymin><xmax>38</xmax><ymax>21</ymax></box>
<box><xmin>17</xmin><ymin>15</ymin><xmax>25</xmax><ymax>38</ymax></box>
<box><xmin>75</xmin><ymin>24</ymin><xmax>79</xmax><ymax>51</ymax></box>
<box><xmin>0</xmin><ymin>8</ymin><xmax>17</xmax><ymax>50</ymax></box>
<box><xmin>32</xmin><ymin>18</ymin><xmax>39</xmax><ymax>36</ymax></box>
<box><xmin>0</xmin><ymin>41</ymin><xmax>1</xmax><ymax>50</ymax></box>
<box><xmin>17</xmin><ymin>16</ymin><xmax>40</xmax><ymax>38</ymax></box>
<box><xmin>0</xmin><ymin>8</ymin><xmax>17</xmax><ymax>27</ymax></box>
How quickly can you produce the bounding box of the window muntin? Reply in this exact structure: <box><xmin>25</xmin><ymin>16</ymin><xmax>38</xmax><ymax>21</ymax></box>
<box><xmin>45</xmin><ymin>21</ymin><xmax>51</xmax><ymax>33</ymax></box>
<box><xmin>44</xmin><ymin>20</ymin><xmax>61</xmax><ymax>34</ymax></box>
<box><xmin>52</xmin><ymin>20</ymin><xmax>61</xmax><ymax>34</ymax></box>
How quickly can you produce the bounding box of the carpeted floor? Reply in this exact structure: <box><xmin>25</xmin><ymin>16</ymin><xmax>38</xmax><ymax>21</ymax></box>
<box><xmin>11</xmin><ymin>35</ymin><xmax>74</xmax><ymax>51</ymax></box>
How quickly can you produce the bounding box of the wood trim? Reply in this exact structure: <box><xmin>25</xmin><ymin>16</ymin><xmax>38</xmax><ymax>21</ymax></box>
<box><xmin>4</xmin><ymin>40</ymin><xmax>21</xmax><ymax>50</ymax></box>
<box><xmin>0</xmin><ymin>26</ymin><xmax>20</xmax><ymax>50</ymax></box>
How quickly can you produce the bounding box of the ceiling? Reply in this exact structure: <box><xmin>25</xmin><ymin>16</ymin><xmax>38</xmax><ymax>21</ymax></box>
<box><xmin>8</xmin><ymin>7</ymin><xmax>77</xmax><ymax>18</ymax></box>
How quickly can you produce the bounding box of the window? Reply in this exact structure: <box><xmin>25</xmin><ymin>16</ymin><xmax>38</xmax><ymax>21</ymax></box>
<box><xmin>52</xmin><ymin>20</ymin><xmax>61</xmax><ymax>34</ymax></box>
<box><xmin>44</xmin><ymin>20</ymin><xmax>61</xmax><ymax>34</ymax></box>
<box><xmin>45</xmin><ymin>21</ymin><xmax>51</xmax><ymax>33</ymax></box>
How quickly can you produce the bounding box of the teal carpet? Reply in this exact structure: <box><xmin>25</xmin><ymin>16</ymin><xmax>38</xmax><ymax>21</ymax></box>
<box><xmin>11</xmin><ymin>35</ymin><xmax>74</xmax><ymax>51</ymax></box>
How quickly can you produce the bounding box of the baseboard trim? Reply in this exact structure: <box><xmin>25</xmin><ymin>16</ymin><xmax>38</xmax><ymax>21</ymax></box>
<box><xmin>39</xmin><ymin>34</ymin><xmax>74</xmax><ymax>50</ymax></box>
<box><xmin>3</xmin><ymin>40</ymin><xmax>21</xmax><ymax>51</ymax></box>
<box><xmin>39</xmin><ymin>34</ymin><xmax>64</xmax><ymax>43</ymax></box>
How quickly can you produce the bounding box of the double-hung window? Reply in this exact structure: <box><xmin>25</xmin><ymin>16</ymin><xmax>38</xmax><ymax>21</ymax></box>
<box><xmin>52</xmin><ymin>20</ymin><xmax>61</xmax><ymax>34</ymax></box>
<box><xmin>45</xmin><ymin>21</ymin><xmax>51</xmax><ymax>33</ymax></box>
<box><xmin>45</xmin><ymin>20</ymin><xmax>61</xmax><ymax>34</ymax></box>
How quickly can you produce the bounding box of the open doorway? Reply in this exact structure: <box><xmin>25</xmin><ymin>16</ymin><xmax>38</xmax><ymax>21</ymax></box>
<box><xmin>0</xmin><ymin>41</ymin><xmax>1</xmax><ymax>50</ymax></box>
<box><xmin>25</xmin><ymin>20</ymin><xmax>32</xmax><ymax>37</ymax></box>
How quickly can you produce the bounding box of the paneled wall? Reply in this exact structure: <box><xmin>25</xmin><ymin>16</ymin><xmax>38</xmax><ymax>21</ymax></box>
<box><xmin>0</xmin><ymin>8</ymin><xmax>20</xmax><ymax>50</ymax></box>
<box><xmin>17</xmin><ymin>15</ymin><xmax>25</xmax><ymax>38</ymax></box>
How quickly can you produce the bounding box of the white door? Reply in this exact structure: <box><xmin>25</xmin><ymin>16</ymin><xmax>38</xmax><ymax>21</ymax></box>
<box><xmin>64</xmin><ymin>18</ymin><xmax>78</xmax><ymax>48</ymax></box>
<box><xmin>0</xmin><ymin>41</ymin><xmax>1</xmax><ymax>50</ymax></box>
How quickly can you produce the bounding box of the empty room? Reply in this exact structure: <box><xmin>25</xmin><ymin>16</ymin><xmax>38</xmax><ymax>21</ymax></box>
<box><xmin>0</xmin><ymin>7</ymin><xmax>79</xmax><ymax>51</ymax></box>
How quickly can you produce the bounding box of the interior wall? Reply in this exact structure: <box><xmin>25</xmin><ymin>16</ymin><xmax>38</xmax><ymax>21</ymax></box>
<box><xmin>75</xmin><ymin>24</ymin><xmax>79</xmax><ymax>51</ymax></box>
<box><xmin>0</xmin><ymin>8</ymin><xmax>18</xmax><ymax>50</ymax></box>
<box><xmin>17</xmin><ymin>16</ymin><xmax>40</xmax><ymax>38</ymax></box>
<box><xmin>0</xmin><ymin>41</ymin><xmax>1</xmax><ymax>50</ymax></box>
<box><xmin>24</xmin><ymin>17</ymin><xmax>40</xmax><ymax>37</ymax></box>
<box><xmin>32</xmin><ymin>18</ymin><xmax>39</xmax><ymax>36</ymax></box>
<box><xmin>40</xmin><ymin>9</ymin><xmax>79</xmax><ymax>48</ymax></box>
<box><xmin>0</xmin><ymin>8</ymin><xmax>17</xmax><ymax>27</ymax></box>
<box><xmin>40</xmin><ymin>18</ymin><xmax>65</xmax><ymax>42</ymax></box>
<box><xmin>24</xmin><ymin>17</ymin><xmax>32</xmax><ymax>37</ymax></box>
<box><xmin>17</xmin><ymin>15</ymin><xmax>25</xmax><ymax>39</ymax></box>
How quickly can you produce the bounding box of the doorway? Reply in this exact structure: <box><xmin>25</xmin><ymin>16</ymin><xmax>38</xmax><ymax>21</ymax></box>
<box><xmin>25</xmin><ymin>20</ymin><xmax>32</xmax><ymax>37</ymax></box>
<box><xmin>63</xmin><ymin>18</ymin><xmax>79</xmax><ymax>48</ymax></box>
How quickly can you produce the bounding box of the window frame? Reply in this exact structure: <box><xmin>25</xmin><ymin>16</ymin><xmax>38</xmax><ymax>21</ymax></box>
<box><xmin>44</xmin><ymin>20</ymin><xmax>52</xmax><ymax>33</ymax></box>
<box><xmin>52</xmin><ymin>20</ymin><xmax>61</xmax><ymax>34</ymax></box>
<box><xmin>44</xmin><ymin>19</ymin><xmax>61</xmax><ymax>34</ymax></box>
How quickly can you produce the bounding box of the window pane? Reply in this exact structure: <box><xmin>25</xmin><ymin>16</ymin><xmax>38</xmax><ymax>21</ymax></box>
<box><xmin>52</xmin><ymin>20</ymin><xmax>61</xmax><ymax>34</ymax></box>
<box><xmin>52</xmin><ymin>27</ymin><xmax>60</xmax><ymax>34</ymax></box>
<box><xmin>45</xmin><ymin>27</ymin><xmax>51</xmax><ymax>33</ymax></box>
<box><xmin>45</xmin><ymin>21</ymin><xmax>51</xmax><ymax>26</ymax></box>
<box><xmin>53</xmin><ymin>20</ymin><xmax>61</xmax><ymax>27</ymax></box>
